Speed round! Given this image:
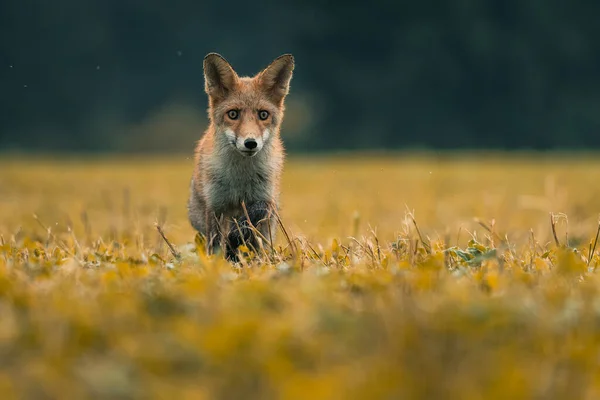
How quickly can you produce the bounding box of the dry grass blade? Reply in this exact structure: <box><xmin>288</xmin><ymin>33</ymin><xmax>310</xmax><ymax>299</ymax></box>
<box><xmin>474</xmin><ymin>218</ymin><xmax>503</xmax><ymax>247</ymax></box>
<box><xmin>155</xmin><ymin>223</ymin><xmax>181</xmax><ymax>260</ymax></box>
<box><xmin>408</xmin><ymin>213</ymin><xmax>431</xmax><ymax>254</ymax></box>
<box><xmin>304</xmin><ymin>239</ymin><xmax>327</xmax><ymax>266</ymax></box>
<box><xmin>348</xmin><ymin>236</ymin><xmax>368</xmax><ymax>255</ymax></box>
<box><xmin>33</xmin><ymin>214</ymin><xmax>74</xmax><ymax>258</ymax></box>
<box><xmin>368</xmin><ymin>225</ymin><xmax>382</xmax><ymax>264</ymax></box>
<box><xmin>266</xmin><ymin>210</ymin><xmax>275</xmax><ymax>260</ymax></box>
<box><xmin>272</xmin><ymin>208</ymin><xmax>297</xmax><ymax>259</ymax></box>
<box><xmin>589</xmin><ymin>222</ymin><xmax>600</xmax><ymax>268</ymax></box>
<box><xmin>240</xmin><ymin>202</ymin><xmax>276</xmax><ymax>258</ymax></box>
<box><xmin>67</xmin><ymin>224</ymin><xmax>83</xmax><ymax>257</ymax></box>
<box><xmin>550</xmin><ymin>213</ymin><xmax>561</xmax><ymax>247</ymax></box>
<box><xmin>0</xmin><ymin>234</ymin><xmax>7</xmax><ymax>263</ymax></box>
<box><xmin>231</xmin><ymin>218</ymin><xmax>250</xmax><ymax>256</ymax></box>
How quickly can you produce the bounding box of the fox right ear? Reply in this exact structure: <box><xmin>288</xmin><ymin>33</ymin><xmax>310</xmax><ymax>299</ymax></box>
<box><xmin>203</xmin><ymin>53</ymin><xmax>238</xmax><ymax>99</ymax></box>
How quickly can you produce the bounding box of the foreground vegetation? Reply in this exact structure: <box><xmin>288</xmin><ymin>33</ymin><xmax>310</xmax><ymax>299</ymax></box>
<box><xmin>1</xmin><ymin>152</ymin><xmax>600</xmax><ymax>399</ymax></box>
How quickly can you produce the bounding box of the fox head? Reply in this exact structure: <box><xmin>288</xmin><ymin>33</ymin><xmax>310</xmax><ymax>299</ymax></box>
<box><xmin>203</xmin><ymin>53</ymin><xmax>294</xmax><ymax>157</ymax></box>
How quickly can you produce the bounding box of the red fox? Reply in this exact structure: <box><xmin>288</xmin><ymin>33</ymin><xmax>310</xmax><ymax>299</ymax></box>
<box><xmin>187</xmin><ymin>53</ymin><xmax>294</xmax><ymax>260</ymax></box>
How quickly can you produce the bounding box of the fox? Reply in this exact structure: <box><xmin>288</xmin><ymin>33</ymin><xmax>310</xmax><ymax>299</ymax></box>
<box><xmin>187</xmin><ymin>52</ymin><xmax>294</xmax><ymax>260</ymax></box>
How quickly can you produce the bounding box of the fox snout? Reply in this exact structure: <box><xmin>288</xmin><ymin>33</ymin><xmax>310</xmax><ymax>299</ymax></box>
<box><xmin>237</xmin><ymin>133</ymin><xmax>262</xmax><ymax>156</ymax></box>
<box><xmin>244</xmin><ymin>138</ymin><xmax>258</xmax><ymax>150</ymax></box>
<box><xmin>225</xmin><ymin>128</ymin><xmax>270</xmax><ymax>156</ymax></box>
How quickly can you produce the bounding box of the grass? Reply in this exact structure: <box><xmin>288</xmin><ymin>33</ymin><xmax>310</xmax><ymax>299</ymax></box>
<box><xmin>1</xmin><ymin>152</ymin><xmax>600</xmax><ymax>399</ymax></box>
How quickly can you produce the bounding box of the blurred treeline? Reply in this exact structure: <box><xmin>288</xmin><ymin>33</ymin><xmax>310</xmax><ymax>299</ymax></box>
<box><xmin>1</xmin><ymin>0</ymin><xmax>599</xmax><ymax>153</ymax></box>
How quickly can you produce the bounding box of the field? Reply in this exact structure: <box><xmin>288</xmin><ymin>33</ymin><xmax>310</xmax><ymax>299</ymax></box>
<box><xmin>1</xmin><ymin>152</ymin><xmax>600</xmax><ymax>399</ymax></box>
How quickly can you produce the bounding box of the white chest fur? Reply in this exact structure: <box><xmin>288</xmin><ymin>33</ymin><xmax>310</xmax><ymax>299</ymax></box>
<box><xmin>204</xmin><ymin>148</ymin><xmax>273</xmax><ymax>213</ymax></box>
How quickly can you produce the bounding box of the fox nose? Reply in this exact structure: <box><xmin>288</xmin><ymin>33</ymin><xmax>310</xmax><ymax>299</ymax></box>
<box><xmin>244</xmin><ymin>139</ymin><xmax>258</xmax><ymax>150</ymax></box>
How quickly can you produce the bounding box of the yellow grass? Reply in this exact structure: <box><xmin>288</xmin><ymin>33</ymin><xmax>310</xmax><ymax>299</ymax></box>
<box><xmin>1</xmin><ymin>152</ymin><xmax>600</xmax><ymax>399</ymax></box>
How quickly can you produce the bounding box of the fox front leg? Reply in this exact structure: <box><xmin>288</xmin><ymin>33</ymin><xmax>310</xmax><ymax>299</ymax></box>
<box><xmin>204</xmin><ymin>209</ymin><xmax>222</xmax><ymax>255</ymax></box>
<box><xmin>225</xmin><ymin>201</ymin><xmax>274</xmax><ymax>261</ymax></box>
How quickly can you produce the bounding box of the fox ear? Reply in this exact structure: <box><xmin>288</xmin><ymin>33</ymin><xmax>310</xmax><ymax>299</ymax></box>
<box><xmin>203</xmin><ymin>53</ymin><xmax>238</xmax><ymax>99</ymax></box>
<box><xmin>258</xmin><ymin>54</ymin><xmax>294</xmax><ymax>103</ymax></box>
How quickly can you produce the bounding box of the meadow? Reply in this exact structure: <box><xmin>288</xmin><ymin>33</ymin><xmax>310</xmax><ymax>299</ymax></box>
<box><xmin>1</xmin><ymin>152</ymin><xmax>600</xmax><ymax>399</ymax></box>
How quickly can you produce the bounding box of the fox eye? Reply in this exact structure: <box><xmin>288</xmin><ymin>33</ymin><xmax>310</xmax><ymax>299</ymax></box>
<box><xmin>258</xmin><ymin>110</ymin><xmax>269</xmax><ymax>120</ymax></box>
<box><xmin>227</xmin><ymin>110</ymin><xmax>239</xmax><ymax>120</ymax></box>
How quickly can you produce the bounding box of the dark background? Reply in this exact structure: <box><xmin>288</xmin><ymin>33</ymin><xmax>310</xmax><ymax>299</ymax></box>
<box><xmin>1</xmin><ymin>0</ymin><xmax>599</xmax><ymax>154</ymax></box>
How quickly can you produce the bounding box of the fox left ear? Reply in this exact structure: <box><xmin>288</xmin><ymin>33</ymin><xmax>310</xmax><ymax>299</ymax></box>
<box><xmin>258</xmin><ymin>54</ymin><xmax>295</xmax><ymax>103</ymax></box>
